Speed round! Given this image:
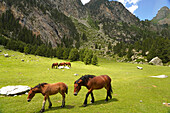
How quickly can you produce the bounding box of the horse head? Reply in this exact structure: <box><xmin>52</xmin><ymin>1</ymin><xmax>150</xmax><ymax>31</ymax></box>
<box><xmin>27</xmin><ymin>83</ymin><xmax>47</xmax><ymax>102</ymax></box>
<box><xmin>74</xmin><ymin>79</ymin><xmax>83</xmax><ymax>96</ymax></box>
<box><xmin>27</xmin><ymin>88</ymin><xmax>36</xmax><ymax>102</ymax></box>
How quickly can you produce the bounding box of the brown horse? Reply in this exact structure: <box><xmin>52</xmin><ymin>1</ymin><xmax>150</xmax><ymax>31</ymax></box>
<box><xmin>27</xmin><ymin>82</ymin><xmax>68</xmax><ymax>113</ymax></box>
<box><xmin>74</xmin><ymin>75</ymin><xmax>112</xmax><ymax>107</ymax></box>
<box><xmin>52</xmin><ymin>63</ymin><xmax>58</xmax><ymax>69</ymax></box>
<box><xmin>65</xmin><ymin>62</ymin><xmax>71</xmax><ymax>67</ymax></box>
<box><xmin>58</xmin><ymin>62</ymin><xmax>65</xmax><ymax>67</ymax></box>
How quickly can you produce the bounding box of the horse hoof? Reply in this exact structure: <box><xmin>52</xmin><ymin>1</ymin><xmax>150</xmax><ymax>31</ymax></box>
<box><xmin>40</xmin><ymin>109</ymin><xmax>45</xmax><ymax>113</ymax></box>
<box><xmin>83</xmin><ymin>104</ymin><xmax>87</xmax><ymax>107</ymax></box>
<box><xmin>61</xmin><ymin>105</ymin><xmax>65</xmax><ymax>108</ymax></box>
<box><xmin>91</xmin><ymin>99</ymin><xmax>94</xmax><ymax>103</ymax></box>
<box><xmin>90</xmin><ymin>101</ymin><xmax>94</xmax><ymax>103</ymax></box>
<box><xmin>105</xmin><ymin>99</ymin><xmax>108</xmax><ymax>102</ymax></box>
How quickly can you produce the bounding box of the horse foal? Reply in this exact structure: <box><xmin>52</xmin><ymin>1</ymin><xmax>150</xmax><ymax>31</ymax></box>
<box><xmin>27</xmin><ymin>82</ymin><xmax>68</xmax><ymax>113</ymax></box>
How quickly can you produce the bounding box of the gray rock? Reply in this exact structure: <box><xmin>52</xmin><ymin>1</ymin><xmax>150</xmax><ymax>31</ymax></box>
<box><xmin>149</xmin><ymin>57</ymin><xmax>163</xmax><ymax>66</ymax></box>
<box><xmin>150</xmin><ymin>75</ymin><xmax>168</xmax><ymax>78</ymax></box>
<box><xmin>4</xmin><ymin>54</ymin><xmax>9</xmax><ymax>57</ymax></box>
<box><xmin>0</xmin><ymin>85</ymin><xmax>30</xmax><ymax>96</ymax></box>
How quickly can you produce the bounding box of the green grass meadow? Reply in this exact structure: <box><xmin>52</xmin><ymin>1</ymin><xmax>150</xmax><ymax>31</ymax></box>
<box><xmin>0</xmin><ymin>46</ymin><xmax>170</xmax><ymax>113</ymax></box>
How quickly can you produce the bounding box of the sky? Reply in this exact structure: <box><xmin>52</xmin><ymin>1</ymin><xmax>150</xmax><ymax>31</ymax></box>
<box><xmin>81</xmin><ymin>0</ymin><xmax>170</xmax><ymax>20</ymax></box>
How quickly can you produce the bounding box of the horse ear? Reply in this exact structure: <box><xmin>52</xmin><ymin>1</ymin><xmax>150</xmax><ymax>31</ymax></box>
<box><xmin>78</xmin><ymin>79</ymin><xmax>82</xmax><ymax>83</ymax></box>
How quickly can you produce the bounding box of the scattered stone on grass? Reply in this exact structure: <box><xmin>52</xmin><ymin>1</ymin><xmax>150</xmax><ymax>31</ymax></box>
<box><xmin>4</xmin><ymin>53</ymin><xmax>9</xmax><ymax>57</ymax></box>
<box><xmin>58</xmin><ymin>66</ymin><xmax>70</xmax><ymax>69</ymax></box>
<box><xmin>137</xmin><ymin>66</ymin><xmax>143</xmax><ymax>70</ymax></box>
<box><xmin>152</xmin><ymin>85</ymin><xmax>157</xmax><ymax>87</ymax></box>
<box><xmin>58</xmin><ymin>66</ymin><xmax>64</xmax><ymax>69</ymax></box>
<box><xmin>150</xmin><ymin>75</ymin><xmax>168</xmax><ymax>78</ymax></box>
<box><xmin>163</xmin><ymin>103</ymin><xmax>170</xmax><ymax>107</ymax></box>
<box><xmin>74</xmin><ymin>73</ymin><xmax>79</xmax><ymax>76</ymax></box>
<box><xmin>64</xmin><ymin>66</ymin><xmax>70</xmax><ymax>69</ymax></box>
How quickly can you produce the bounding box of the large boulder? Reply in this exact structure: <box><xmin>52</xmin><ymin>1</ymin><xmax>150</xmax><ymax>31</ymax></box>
<box><xmin>0</xmin><ymin>85</ymin><xmax>30</xmax><ymax>96</ymax></box>
<box><xmin>149</xmin><ymin>57</ymin><xmax>163</xmax><ymax>66</ymax></box>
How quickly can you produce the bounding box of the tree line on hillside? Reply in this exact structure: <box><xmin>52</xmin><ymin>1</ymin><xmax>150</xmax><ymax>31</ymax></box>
<box><xmin>112</xmin><ymin>37</ymin><xmax>170</xmax><ymax>63</ymax></box>
<box><xmin>0</xmin><ymin>36</ymin><xmax>98</xmax><ymax>65</ymax></box>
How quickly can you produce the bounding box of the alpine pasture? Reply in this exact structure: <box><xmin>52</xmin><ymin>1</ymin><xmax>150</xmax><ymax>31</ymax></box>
<box><xmin>0</xmin><ymin>46</ymin><xmax>170</xmax><ymax>113</ymax></box>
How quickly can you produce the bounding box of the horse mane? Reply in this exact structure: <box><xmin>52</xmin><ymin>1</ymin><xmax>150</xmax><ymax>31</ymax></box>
<box><xmin>32</xmin><ymin>83</ymin><xmax>48</xmax><ymax>89</ymax></box>
<box><xmin>75</xmin><ymin>75</ymin><xmax>96</xmax><ymax>85</ymax></box>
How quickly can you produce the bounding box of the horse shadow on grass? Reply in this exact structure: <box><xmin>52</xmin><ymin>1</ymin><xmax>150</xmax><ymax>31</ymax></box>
<box><xmin>35</xmin><ymin>105</ymin><xmax>74</xmax><ymax>113</ymax></box>
<box><xmin>79</xmin><ymin>98</ymin><xmax>118</xmax><ymax>107</ymax></box>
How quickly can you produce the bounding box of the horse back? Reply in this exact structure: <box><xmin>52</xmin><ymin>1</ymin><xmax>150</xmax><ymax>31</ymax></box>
<box><xmin>45</xmin><ymin>82</ymin><xmax>68</xmax><ymax>95</ymax></box>
<box><xmin>87</xmin><ymin>75</ymin><xmax>111</xmax><ymax>89</ymax></box>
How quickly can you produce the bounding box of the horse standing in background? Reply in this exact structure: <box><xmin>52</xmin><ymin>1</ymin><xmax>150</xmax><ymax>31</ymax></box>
<box><xmin>27</xmin><ymin>82</ymin><xmax>68</xmax><ymax>113</ymax></box>
<box><xmin>74</xmin><ymin>75</ymin><xmax>112</xmax><ymax>107</ymax></box>
<box><xmin>65</xmin><ymin>62</ymin><xmax>71</xmax><ymax>67</ymax></box>
<box><xmin>58</xmin><ymin>62</ymin><xmax>65</xmax><ymax>67</ymax></box>
<box><xmin>52</xmin><ymin>63</ymin><xmax>58</xmax><ymax>69</ymax></box>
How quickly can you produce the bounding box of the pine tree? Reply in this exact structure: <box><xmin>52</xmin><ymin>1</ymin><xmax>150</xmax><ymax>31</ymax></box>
<box><xmin>79</xmin><ymin>49</ymin><xmax>85</xmax><ymax>61</ymax></box>
<box><xmin>56</xmin><ymin>47</ymin><xmax>64</xmax><ymax>59</ymax></box>
<box><xmin>69</xmin><ymin>48</ymin><xmax>79</xmax><ymax>61</ymax></box>
<box><xmin>63</xmin><ymin>48</ymin><xmax>70</xmax><ymax>60</ymax></box>
<box><xmin>82</xmin><ymin>33</ymin><xmax>87</xmax><ymax>41</ymax></box>
<box><xmin>24</xmin><ymin>45</ymin><xmax>30</xmax><ymax>55</ymax></box>
<box><xmin>108</xmin><ymin>42</ymin><xmax>112</xmax><ymax>50</ymax></box>
<box><xmin>92</xmin><ymin>55</ymin><xmax>98</xmax><ymax>65</ymax></box>
<box><xmin>127</xmin><ymin>45</ymin><xmax>133</xmax><ymax>60</ymax></box>
<box><xmin>84</xmin><ymin>49</ymin><xmax>93</xmax><ymax>65</ymax></box>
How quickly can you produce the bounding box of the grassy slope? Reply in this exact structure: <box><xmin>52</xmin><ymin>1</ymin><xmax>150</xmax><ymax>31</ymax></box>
<box><xmin>0</xmin><ymin>46</ymin><xmax>170</xmax><ymax>113</ymax></box>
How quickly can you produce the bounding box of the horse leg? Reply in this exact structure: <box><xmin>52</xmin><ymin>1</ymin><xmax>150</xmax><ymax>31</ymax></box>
<box><xmin>48</xmin><ymin>96</ymin><xmax>52</xmax><ymax>108</ymax></box>
<box><xmin>105</xmin><ymin>90</ymin><xmax>109</xmax><ymax>102</ymax></box>
<box><xmin>109</xmin><ymin>84</ymin><xmax>112</xmax><ymax>99</ymax></box>
<box><xmin>40</xmin><ymin>95</ymin><xmax>47</xmax><ymax>113</ymax></box>
<box><xmin>90</xmin><ymin>92</ymin><xmax>94</xmax><ymax>103</ymax></box>
<box><xmin>105</xmin><ymin>84</ymin><xmax>112</xmax><ymax>101</ymax></box>
<box><xmin>83</xmin><ymin>89</ymin><xmax>92</xmax><ymax>107</ymax></box>
<box><xmin>60</xmin><ymin>92</ymin><xmax>65</xmax><ymax>108</ymax></box>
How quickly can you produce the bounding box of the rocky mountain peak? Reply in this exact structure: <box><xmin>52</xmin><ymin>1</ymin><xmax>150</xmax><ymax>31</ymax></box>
<box><xmin>152</xmin><ymin>6</ymin><xmax>170</xmax><ymax>25</ymax></box>
<box><xmin>154</xmin><ymin>6</ymin><xmax>170</xmax><ymax>20</ymax></box>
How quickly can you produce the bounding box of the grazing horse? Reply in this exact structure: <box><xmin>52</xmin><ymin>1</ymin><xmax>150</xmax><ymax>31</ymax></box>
<box><xmin>65</xmin><ymin>62</ymin><xmax>71</xmax><ymax>67</ymax></box>
<box><xmin>27</xmin><ymin>82</ymin><xmax>68</xmax><ymax>113</ymax></box>
<box><xmin>52</xmin><ymin>63</ymin><xmax>58</xmax><ymax>69</ymax></box>
<box><xmin>58</xmin><ymin>62</ymin><xmax>65</xmax><ymax>67</ymax></box>
<box><xmin>74</xmin><ymin>75</ymin><xmax>112</xmax><ymax>107</ymax></box>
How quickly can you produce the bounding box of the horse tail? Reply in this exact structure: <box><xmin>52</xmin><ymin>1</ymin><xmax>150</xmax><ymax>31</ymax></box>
<box><xmin>109</xmin><ymin>84</ymin><xmax>113</xmax><ymax>94</ymax></box>
<box><xmin>65</xmin><ymin>85</ymin><xmax>68</xmax><ymax>94</ymax></box>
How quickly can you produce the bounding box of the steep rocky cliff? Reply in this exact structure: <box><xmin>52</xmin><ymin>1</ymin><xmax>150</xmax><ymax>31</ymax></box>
<box><xmin>152</xmin><ymin>6</ymin><xmax>170</xmax><ymax>25</ymax></box>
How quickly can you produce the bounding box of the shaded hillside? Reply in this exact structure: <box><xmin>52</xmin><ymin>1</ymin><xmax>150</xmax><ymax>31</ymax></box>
<box><xmin>0</xmin><ymin>0</ymin><xmax>80</xmax><ymax>47</ymax></box>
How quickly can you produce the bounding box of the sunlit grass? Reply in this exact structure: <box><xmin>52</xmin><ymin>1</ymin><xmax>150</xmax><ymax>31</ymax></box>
<box><xmin>0</xmin><ymin>46</ymin><xmax>170</xmax><ymax>113</ymax></box>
